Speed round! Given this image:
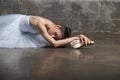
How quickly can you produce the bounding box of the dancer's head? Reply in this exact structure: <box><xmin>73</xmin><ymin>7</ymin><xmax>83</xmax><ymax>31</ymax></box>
<box><xmin>48</xmin><ymin>25</ymin><xmax>71</xmax><ymax>40</ymax></box>
<box><xmin>61</xmin><ymin>25</ymin><xmax>71</xmax><ymax>39</ymax></box>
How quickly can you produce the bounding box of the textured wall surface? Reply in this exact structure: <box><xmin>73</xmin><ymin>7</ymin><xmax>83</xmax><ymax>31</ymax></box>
<box><xmin>0</xmin><ymin>0</ymin><xmax>120</xmax><ymax>33</ymax></box>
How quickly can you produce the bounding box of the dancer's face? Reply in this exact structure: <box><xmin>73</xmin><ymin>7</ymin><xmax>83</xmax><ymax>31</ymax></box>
<box><xmin>48</xmin><ymin>25</ymin><xmax>63</xmax><ymax>40</ymax></box>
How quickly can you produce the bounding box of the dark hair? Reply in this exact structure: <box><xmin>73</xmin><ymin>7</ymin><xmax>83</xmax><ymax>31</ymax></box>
<box><xmin>61</xmin><ymin>26</ymin><xmax>71</xmax><ymax>39</ymax></box>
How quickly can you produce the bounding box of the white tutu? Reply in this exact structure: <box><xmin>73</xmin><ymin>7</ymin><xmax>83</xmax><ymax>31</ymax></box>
<box><xmin>0</xmin><ymin>14</ymin><xmax>50</xmax><ymax>48</ymax></box>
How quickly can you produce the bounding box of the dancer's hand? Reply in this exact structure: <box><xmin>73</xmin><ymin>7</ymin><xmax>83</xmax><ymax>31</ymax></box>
<box><xmin>79</xmin><ymin>34</ymin><xmax>92</xmax><ymax>46</ymax></box>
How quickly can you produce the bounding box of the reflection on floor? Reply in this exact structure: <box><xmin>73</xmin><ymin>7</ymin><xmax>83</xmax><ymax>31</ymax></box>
<box><xmin>0</xmin><ymin>33</ymin><xmax>120</xmax><ymax>80</ymax></box>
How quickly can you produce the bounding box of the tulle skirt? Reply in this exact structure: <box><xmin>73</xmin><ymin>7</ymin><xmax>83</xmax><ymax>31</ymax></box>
<box><xmin>0</xmin><ymin>14</ymin><xmax>50</xmax><ymax>48</ymax></box>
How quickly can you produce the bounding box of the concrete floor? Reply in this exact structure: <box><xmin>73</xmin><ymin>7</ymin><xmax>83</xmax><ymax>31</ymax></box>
<box><xmin>0</xmin><ymin>33</ymin><xmax>120</xmax><ymax>80</ymax></box>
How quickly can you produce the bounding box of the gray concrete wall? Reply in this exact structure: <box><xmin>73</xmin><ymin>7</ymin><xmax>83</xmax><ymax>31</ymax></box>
<box><xmin>0</xmin><ymin>0</ymin><xmax>120</xmax><ymax>33</ymax></box>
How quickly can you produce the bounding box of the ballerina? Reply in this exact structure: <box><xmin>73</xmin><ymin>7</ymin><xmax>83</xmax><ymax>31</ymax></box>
<box><xmin>0</xmin><ymin>14</ymin><xmax>92</xmax><ymax>48</ymax></box>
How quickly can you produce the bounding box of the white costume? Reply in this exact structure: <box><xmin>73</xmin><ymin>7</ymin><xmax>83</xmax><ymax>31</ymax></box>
<box><xmin>0</xmin><ymin>14</ymin><xmax>50</xmax><ymax>48</ymax></box>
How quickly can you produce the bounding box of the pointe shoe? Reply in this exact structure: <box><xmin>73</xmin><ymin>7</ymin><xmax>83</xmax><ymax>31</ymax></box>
<box><xmin>70</xmin><ymin>40</ymin><xmax>94</xmax><ymax>49</ymax></box>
